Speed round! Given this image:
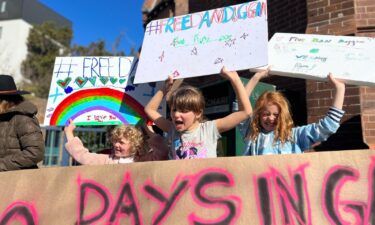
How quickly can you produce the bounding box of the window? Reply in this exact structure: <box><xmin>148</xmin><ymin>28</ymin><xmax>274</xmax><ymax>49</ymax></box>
<box><xmin>1</xmin><ymin>1</ymin><xmax>6</xmax><ymax>13</ymax></box>
<box><xmin>43</xmin><ymin>129</ymin><xmax>62</xmax><ymax>166</ymax></box>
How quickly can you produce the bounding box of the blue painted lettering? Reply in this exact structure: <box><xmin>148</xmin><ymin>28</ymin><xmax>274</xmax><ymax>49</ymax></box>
<box><xmin>237</xmin><ymin>3</ymin><xmax>248</xmax><ymax>20</ymax></box>
<box><xmin>198</xmin><ymin>11</ymin><xmax>211</xmax><ymax>29</ymax></box>
<box><xmin>181</xmin><ymin>15</ymin><xmax>192</xmax><ymax>31</ymax></box>
<box><xmin>165</xmin><ymin>17</ymin><xmax>175</xmax><ymax>33</ymax></box>
<box><xmin>222</xmin><ymin>6</ymin><xmax>235</xmax><ymax>23</ymax></box>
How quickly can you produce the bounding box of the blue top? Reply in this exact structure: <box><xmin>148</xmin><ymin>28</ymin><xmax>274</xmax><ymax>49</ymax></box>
<box><xmin>239</xmin><ymin>107</ymin><xmax>344</xmax><ymax>155</ymax></box>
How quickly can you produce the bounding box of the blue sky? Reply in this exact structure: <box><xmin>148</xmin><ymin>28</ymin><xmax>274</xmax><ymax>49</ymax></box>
<box><xmin>39</xmin><ymin>0</ymin><xmax>145</xmax><ymax>55</ymax></box>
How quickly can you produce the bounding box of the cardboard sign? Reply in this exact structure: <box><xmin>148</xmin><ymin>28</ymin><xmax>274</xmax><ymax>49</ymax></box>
<box><xmin>266</xmin><ymin>33</ymin><xmax>375</xmax><ymax>86</ymax></box>
<box><xmin>44</xmin><ymin>57</ymin><xmax>165</xmax><ymax>126</ymax></box>
<box><xmin>0</xmin><ymin>150</ymin><xmax>373</xmax><ymax>224</ymax></box>
<box><xmin>135</xmin><ymin>0</ymin><xmax>268</xmax><ymax>84</ymax></box>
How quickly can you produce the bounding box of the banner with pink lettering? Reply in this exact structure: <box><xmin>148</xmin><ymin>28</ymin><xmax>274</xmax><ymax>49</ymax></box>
<box><xmin>0</xmin><ymin>150</ymin><xmax>373</xmax><ymax>224</ymax></box>
<box><xmin>135</xmin><ymin>0</ymin><xmax>268</xmax><ymax>84</ymax></box>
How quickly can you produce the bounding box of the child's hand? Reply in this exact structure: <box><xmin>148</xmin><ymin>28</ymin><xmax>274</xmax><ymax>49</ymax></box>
<box><xmin>328</xmin><ymin>73</ymin><xmax>345</xmax><ymax>110</ymax></box>
<box><xmin>64</xmin><ymin>119</ymin><xmax>76</xmax><ymax>140</ymax></box>
<box><xmin>142</xmin><ymin>123</ymin><xmax>155</xmax><ymax>138</ymax></box>
<box><xmin>220</xmin><ymin>66</ymin><xmax>239</xmax><ymax>81</ymax></box>
<box><xmin>163</xmin><ymin>75</ymin><xmax>174</xmax><ymax>94</ymax></box>
<box><xmin>327</xmin><ymin>73</ymin><xmax>345</xmax><ymax>91</ymax></box>
<box><xmin>253</xmin><ymin>66</ymin><xmax>271</xmax><ymax>80</ymax></box>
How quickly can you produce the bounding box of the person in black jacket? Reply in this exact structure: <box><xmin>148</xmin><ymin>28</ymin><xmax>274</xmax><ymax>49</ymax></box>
<box><xmin>0</xmin><ymin>75</ymin><xmax>44</xmax><ymax>171</ymax></box>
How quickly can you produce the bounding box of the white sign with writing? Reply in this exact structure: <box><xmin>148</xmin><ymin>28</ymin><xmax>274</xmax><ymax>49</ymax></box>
<box><xmin>44</xmin><ymin>57</ymin><xmax>165</xmax><ymax>126</ymax></box>
<box><xmin>135</xmin><ymin>0</ymin><xmax>268</xmax><ymax>84</ymax></box>
<box><xmin>265</xmin><ymin>33</ymin><xmax>375</xmax><ymax>86</ymax></box>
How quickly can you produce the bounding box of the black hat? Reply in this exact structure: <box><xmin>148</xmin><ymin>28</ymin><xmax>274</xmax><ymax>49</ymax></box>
<box><xmin>0</xmin><ymin>75</ymin><xmax>30</xmax><ymax>95</ymax></box>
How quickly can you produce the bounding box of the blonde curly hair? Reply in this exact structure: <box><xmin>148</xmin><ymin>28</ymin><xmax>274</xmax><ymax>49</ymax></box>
<box><xmin>110</xmin><ymin>125</ymin><xmax>144</xmax><ymax>156</ymax></box>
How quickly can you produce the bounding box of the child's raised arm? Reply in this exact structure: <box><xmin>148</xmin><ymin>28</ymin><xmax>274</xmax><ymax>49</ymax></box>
<box><xmin>328</xmin><ymin>73</ymin><xmax>345</xmax><ymax>110</ymax></box>
<box><xmin>144</xmin><ymin>76</ymin><xmax>174</xmax><ymax>132</ymax></box>
<box><xmin>236</xmin><ymin>67</ymin><xmax>271</xmax><ymax>113</ymax></box>
<box><xmin>64</xmin><ymin>119</ymin><xmax>76</xmax><ymax>141</ymax></box>
<box><xmin>215</xmin><ymin>67</ymin><xmax>252</xmax><ymax>133</ymax></box>
<box><xmin>245</xmin><ymin>67</ymin><xmax>271</xmax><ymax>97</ymax></box>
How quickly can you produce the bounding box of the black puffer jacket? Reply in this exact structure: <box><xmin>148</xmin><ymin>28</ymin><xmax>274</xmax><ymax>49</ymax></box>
<box><xmin>0</xmin><ymin>101</ymin><xmax>44</xmax><ymax>171</ymax></box>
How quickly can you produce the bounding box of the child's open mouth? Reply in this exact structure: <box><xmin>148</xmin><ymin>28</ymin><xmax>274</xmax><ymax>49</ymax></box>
<box><xmin>175</xmin><ymin>120</ymin><xmax>184</xmax><ymax>130</ymax></box>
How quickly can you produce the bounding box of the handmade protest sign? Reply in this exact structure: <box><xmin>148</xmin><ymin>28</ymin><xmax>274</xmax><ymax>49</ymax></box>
<box><xmin>265</xmin><ymin>33</ymin><xmax>375</xmax><ymax>86</ymax></box>
<box><xmin>134</xmin><ymin>0</ymin><xmax>268</xmax><ymax>84</ymax></box>
<box><xmin>0</xmin><ymin>150</ymin><xmax>373</xmax><ymax>224</ymax></box>
<box><xmin>44</xmin><ymin>57</ymin><xmax>165</xmax><ymax>126</ymax></box>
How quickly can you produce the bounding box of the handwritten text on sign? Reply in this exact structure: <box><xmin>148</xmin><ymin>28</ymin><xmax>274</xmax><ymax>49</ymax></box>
<box><xmin>135</xmin><ymin>0</ymin><xmax>268</xmax><ymax>83</ymax></box>
<box><xmin>0</xmin><ymin>150</ymin><xmax>373</xmax><ymax>224</ymax></box>
<box><xmin>267</xmin><ymin>33</ymin><xmax>375</xmax><ymax>87</ymax></box>
<box><xmin>44</xmin><ymin>57</ymin><xmax>165</xmax><ymax>126</ymax></box>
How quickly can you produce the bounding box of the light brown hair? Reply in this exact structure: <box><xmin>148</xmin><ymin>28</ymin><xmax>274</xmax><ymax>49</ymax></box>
<box><xmin>168</xmin><ymin>85</ymin><xmax>205</xmax><ymax>122</ymax></box>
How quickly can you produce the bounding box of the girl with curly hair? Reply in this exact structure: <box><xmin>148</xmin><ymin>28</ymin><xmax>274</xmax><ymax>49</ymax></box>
<box><xmin>64</xmin><ymin>120</ymin><xmax>168</xmax><ymax>165</ymax></box>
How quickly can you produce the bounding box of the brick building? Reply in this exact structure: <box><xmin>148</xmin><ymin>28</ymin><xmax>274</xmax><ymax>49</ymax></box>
<box><xmin>141</xmin><ymin>0</ymin><xmax>375</xmax><ymax>151</ymax></box>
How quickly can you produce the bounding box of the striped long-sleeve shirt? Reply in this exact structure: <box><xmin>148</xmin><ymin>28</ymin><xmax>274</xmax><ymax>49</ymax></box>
<box><xmin>240</xmin><ymin>107</ymin><xmax>344</xmax><ymax>155</ymax></box>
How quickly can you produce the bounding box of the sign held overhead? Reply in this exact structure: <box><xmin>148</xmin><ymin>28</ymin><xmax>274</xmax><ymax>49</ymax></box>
<box><xmin>135</xmin><ymin>0</ymin><xmax>268</xmax><ymax>83</ymax></box>
<box><xmin>266</xmin><ymin>33</ymin><xmax>375</xmax><ymax>87</ymax></box>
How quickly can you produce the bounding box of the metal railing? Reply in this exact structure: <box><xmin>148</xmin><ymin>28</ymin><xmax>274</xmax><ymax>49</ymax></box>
<box><xmin>41</xmin><ymin>126</ymin><xmax>110</xmax><ymax>167</ymax></box>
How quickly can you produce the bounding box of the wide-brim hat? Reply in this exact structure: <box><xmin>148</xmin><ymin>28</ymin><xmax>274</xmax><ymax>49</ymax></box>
<box><xmin>0</xmin><ymin>74</ymin><xmax>30</xmax><ymax>95</ymax></box>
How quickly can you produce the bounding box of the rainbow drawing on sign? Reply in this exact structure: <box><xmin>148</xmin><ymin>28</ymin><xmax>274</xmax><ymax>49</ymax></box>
<box><xmin>50</xmin><ymin>88</ymin><xmax>147</xmax><ymax>126</ymax></box>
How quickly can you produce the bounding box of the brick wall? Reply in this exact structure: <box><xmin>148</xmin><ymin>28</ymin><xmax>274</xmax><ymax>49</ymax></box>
<box><xmin>361</xmin><ymin>87</ymin><xmax>375</xmax><ymax>148</ymax></box>
<box><xmin>355</xmin><ymin>0</ymin><xmax>375</xmax><ymax>148</ymax></box>
<box><xmin>306</xmin><ymin>0</ymin><xmax>356</xmax><ymax>35</ymax></box>
<box><xmin>355</xmin><ymin>0</ymin><xmax>375</xmax><ymax>32</ymax></box>
<box><xmin>307</xmin><ymin>80</ymin><xmax>368</xmax><ymax>150</ymax></box>
<box><xmin>305</xmin><ymin>0</ymin><xmax>370</xmax><ymax>150</ymax></box>
<box><xmin>267</xmin><ymin>0</ymin><xmax>308</xmax><ymax>38</ymax></box>
<box><xmin>142</xmin><ymin>0</ymin><xmax>175</xmax><ymax>26</ymax></box>
<box><xmin>174</xmin><ymin>0</ymin><xmax>188</xmax><ymax>15</ymax></box>
<box><xmin>189</xmin><ymin>0</ymin><xmax>248</xmax><ymax>13</ymax></box>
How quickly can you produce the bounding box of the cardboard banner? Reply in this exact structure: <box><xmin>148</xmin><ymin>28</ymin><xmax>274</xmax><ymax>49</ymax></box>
<box><xmin>135</xmin><ymin>0</ymin><xmax>268</xmax><ymax>84</ymax></box>
<box><xmin>266</xmin><ymin>33</ymin><xmax>375</xmax><ymax>87</ymax></box>
<box><xmin>0</xmin><ymin>150</ymin><xmax>374</xmax><ymax>224</ymax></box>
<box><xmin>44</xmin><ymin>57</ymin><xmax>165</xmax><ymax>126</ymax></box>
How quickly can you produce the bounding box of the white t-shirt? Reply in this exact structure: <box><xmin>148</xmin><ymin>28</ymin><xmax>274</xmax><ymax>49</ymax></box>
<box><xmin>118</xmin><ymin>157</ymin><xmax>134</xmax><ymax>164</ymax></box>
<box><xmin>169</xmin><ymin>120</ymin><xmax>221</xmax><ymax>159</ymax></box>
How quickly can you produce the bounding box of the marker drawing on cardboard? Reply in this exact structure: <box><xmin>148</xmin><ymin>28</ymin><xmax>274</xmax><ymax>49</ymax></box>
<box><xmin>44</xmin><ymin>57</ymin><xmax>165</xmax><ymax>126</ymax></box>
<box><xmin>134</xmin><ymin>0</ymin><xmax>268</xmax><ymax>84</ymax></box>
<box><xmin>265</xmin><ymin>33</ymin><xmax>375</xmax><ymax>87</ymax></box>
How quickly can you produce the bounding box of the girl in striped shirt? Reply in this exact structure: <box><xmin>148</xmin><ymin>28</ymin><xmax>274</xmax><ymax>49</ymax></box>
<box><xmin>238</xmin><ymin>69</ymin><xmax>345</xmax><ymax>155</ymax></box>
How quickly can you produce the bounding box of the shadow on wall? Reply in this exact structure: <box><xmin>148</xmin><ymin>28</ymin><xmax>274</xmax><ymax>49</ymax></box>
<box><xmin>314</xmin><ymin>115</ymin><xmax>368</xmax><ymax>151</ymax></box>
<box><xmin>189</xmin><ymin>0</ymin><xmax>309</xmax><ymax>38</ymax></box>
<box><xmin>268</xmin><ymin>0</ymin><xmax>308</xmax><ymax>38</ymax></box>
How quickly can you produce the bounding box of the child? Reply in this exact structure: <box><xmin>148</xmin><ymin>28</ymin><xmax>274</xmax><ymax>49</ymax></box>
<box><xmin>144</xmin><ymin>67</ymin><xmax>252</xmax><ymax>159</ymax></box>
<box><xmin>134</xmin><ymin>124</ymin><xmax>170</xmax><ymax>162</ymax></box>
<box><xmin>240</xmin><ymin>69</ymin><xmax>345</xmax><ymax>155</ymax></box>
<box><xmin>64</xmin><ymin>120</ymin><xmax>168</xmax><ymax>165</ymax></box>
